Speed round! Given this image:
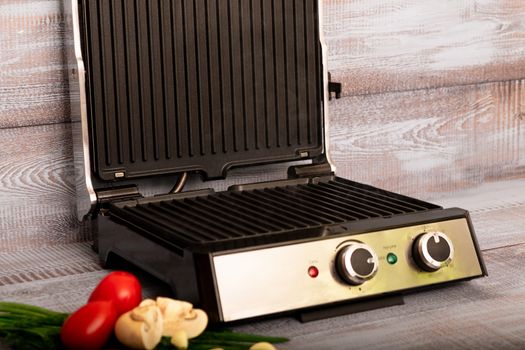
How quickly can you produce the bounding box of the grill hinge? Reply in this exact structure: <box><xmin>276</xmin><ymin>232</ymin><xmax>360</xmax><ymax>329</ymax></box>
<box><xmin>288</xmin><ymin>162</ymin><xmax>334</xmax><ymax>179</ymax></box>
<box><xmin>96</xmin><ymin>185</ymin><xmax>142</xmax><ymax>207</ymax></box>
<box><xmin>328</xmin><ymin>72</ymin><xmax>342</xmax><ymax>100</ymax></box>
<box><xmin>114</xmin><ymin>189</ymin><xmax>215</xmax><ymax>208</ymax></box>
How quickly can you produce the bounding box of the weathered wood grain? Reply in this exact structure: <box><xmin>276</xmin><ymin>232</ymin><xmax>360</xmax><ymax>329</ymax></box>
<box><xmin>0</xmin><ymin>123</ymin><xmax>88</xmax><ymax>252</ymax></box>
<box><xmin>0</xmin><ymin>0</ymin><xmax>69</xmax><ymax>128</ymax></box>
<box><xmin>0</xmin><ymin>242</ymin><xmax>523</xmax><ymax>349</ymax></box>
<box><xmin>0</xmin><ymin>242</ymin><xmax>100</xmax><ymax>287</ymax></box>
<box><xmin>330</xmin><ymin>79</ymin><xmax>525</xmax><ymax>198</ymax></box>
<box><xmin>3</xmin><ymin>1</ymin><xmax>525</xmax><ymax>128</ymax></box>
<box><xmin>324</xmin><ymin>0</ymin><xmax>525</xmax><ymax>96</ymax></box>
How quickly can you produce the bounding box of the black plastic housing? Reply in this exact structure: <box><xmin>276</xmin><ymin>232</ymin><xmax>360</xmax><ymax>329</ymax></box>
<box><xmin>97</xmin><ymin>197</ymin><xmax>487</xmax><ymax>323</ymax></box>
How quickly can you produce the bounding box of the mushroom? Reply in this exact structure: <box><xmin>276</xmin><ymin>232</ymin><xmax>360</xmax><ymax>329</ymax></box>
<box><xmin>170</xmin><ymin>329</ymin><xmax>188</xmax><ymax>349</ymax></box>
<box><xmin>155</xmin><ymin>297</ymin><xmax>208</xmax><ymax>338</ymax></box>
<box><xmin>170</xmin><ymin>308</ymin><xmax>208</xmax><ymax>339</ymax></box>
<box><xmin>156</xmin><ymin>297</ymin><xmax>193</xmax><ymax>321</ymax></box>
<box><xmin>114</xmin><ymin>304</ymin><xmax>164</xmax><ymax>350</ymax></box>
<box><xmin>249</xmin><ymin>342</ymin><xmax>277</xmax><ymax>350</ymax></box>
<box><xmin>139</xmin><ymin>299</ymin><xmax>157</xmax><ymax>307</ymax></box>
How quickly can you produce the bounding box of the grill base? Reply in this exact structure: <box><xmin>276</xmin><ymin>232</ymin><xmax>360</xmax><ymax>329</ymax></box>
<box><xmin>96</xmin><ymin>177</ymin><xmax>486</xmax><ymax>323</ymax></box>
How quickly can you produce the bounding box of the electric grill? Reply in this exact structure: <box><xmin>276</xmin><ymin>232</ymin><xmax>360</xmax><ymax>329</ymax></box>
<box><xmin>65</xmin><ymin>0</ymin><xmax>487</xmax><ymax>323</ymax></box>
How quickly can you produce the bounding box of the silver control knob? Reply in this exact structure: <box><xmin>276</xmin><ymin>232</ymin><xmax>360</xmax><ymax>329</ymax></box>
<box><xmin>336</xmin><ymin>243</ymin><xmax>379</xmax><ymax>285</ymax></box>
<box><xmin>412</xmin><ymin>231</ymin><xmax>454</xmax><ymax>272</ymax></box>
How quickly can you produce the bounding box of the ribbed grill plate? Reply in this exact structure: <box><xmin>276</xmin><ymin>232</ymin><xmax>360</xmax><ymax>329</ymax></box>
<box><xmin>110</xmin><ymin>178</ymin><xmax>441</xmax><ymax>251</ymax></box>
<box><xmin>79</xmin><ymin>0</ymin><xmax>324</xmax><ymax>180</ymax></box>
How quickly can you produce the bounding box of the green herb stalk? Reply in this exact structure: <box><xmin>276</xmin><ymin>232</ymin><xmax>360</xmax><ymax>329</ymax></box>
<box><xmin>0</xmin><ymin>302</ymin><xmax>69</xmax><ymax>350</ymax></box>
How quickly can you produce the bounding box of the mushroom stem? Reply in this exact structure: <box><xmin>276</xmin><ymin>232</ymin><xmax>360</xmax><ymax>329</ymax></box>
<box><xmin>170</xmin><ymin>330</ymin><xmax>189</xmax><ymax>349</ymax></box>
<box><xmin>154</xmin><ymin>298</ymin><xmax>208</xmax><ymax>338</ymax></box>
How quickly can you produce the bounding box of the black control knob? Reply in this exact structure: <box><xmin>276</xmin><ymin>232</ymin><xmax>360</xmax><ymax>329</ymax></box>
<box><xmin>336</xmin><ymin>243</ymin><xmax>379</xmax><ymax>285</ymax></box>
<box><xmin>412</xmin><ymin>232</ymin><xmax>454</xmax><ymax>272</ymax></box>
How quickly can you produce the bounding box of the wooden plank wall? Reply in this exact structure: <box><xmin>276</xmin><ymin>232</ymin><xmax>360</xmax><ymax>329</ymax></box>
<box><xmin>324</xmin><ymin>0</ymin><xmax>525</xmax><ymax>96</ymax></box>
<box><xmin>1</xmin><ymin>0</ymin><xmax>524</xmax><ymax>253</ymax></box>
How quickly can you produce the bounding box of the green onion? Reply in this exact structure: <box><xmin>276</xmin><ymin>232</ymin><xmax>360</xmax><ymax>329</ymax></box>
<box><xmin>0</xmin><ymin>302</ymin><xmax>67</xmax><ymax>350</ymax></box>
<box><xmin>155</xmin><ymin>330</ymin><xmax>288</xmax><ymax>350</ymax></box>
<box><xmin>197</xmin><ymin>330</ymin><xmax>288</xmax><ymax>343</ymax></box>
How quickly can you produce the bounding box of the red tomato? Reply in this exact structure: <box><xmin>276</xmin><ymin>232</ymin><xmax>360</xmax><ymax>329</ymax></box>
<box><xmin>60</xmin><ymin>301</ymin><xmax>117</xmax><ymax>350</ymax></box>
<box><xmin>88</xmin><ymin>271</ymin><xmax>142</xmax><ymax>316</ymax></box>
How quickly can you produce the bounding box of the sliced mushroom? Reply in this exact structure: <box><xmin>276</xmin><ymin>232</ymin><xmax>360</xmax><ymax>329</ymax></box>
<box><xmin>114</xmin><ymin>304</ymin><xmax>164</xmax><ymax>350</ymax></box>
<box><xmin>139</xmin><ymin>299</ymin><xmax>157</xmax><ymax>307</ymax></box>
<box><xmin>156</xmin><ymin>297</ymin><xmax>193</xmax><ymax>320</ymax></box>
<box><xmin>171</xmin><ymin>308</ymin><xmax>208</xmax><ymax>339</ymax></box>
<box><xmin>155</xmin><ymin>297</ymin><xmax>208</xmax><ymax>338</ymax></box>
<box><xmin>170</xmin><ymin>329</ymin><xmax>188</xmax><ymax>349</ymax></box>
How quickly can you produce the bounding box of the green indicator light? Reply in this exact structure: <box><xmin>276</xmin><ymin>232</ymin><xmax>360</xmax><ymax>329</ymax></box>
<box><xmin>387</xmin><ymin>253</ymin><xmax>398</xmax><ymax>265</ymax></box>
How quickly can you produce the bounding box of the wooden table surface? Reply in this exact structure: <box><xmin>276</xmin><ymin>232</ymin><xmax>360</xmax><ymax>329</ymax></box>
<box><xmin>1</xmin><ymin>1</ymin><xmax>525</xmax><ymax>349</ymax></box>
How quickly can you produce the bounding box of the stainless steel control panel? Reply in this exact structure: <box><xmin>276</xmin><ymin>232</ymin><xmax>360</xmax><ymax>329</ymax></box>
<box><xmin>212</xmin><ymin>218</ymin><xmax>483</xmax><ymax>322</ymax></box>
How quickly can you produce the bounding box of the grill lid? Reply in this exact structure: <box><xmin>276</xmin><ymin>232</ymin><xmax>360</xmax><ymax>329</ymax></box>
<box><xmin>79</xmin><ymin>0</ymin><xmax>325</xmax><ymax>181</ymax></box>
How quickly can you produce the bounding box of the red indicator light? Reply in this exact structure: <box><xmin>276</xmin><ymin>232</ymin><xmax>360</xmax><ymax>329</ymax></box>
<box><xmin>308</xmin><ymin>266</ymin><xmax>319</xmax><ymax>278</ymax></box>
